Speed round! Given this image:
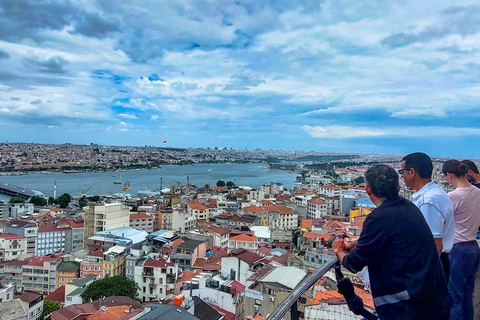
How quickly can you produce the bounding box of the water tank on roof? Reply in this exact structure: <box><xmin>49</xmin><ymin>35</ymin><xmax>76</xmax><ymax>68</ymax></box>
<box><xmin>210</xmin><ymin>280</ymin><xmax>219</xmax><ymax>288</ymax></box>
<box><xmin>206</xmin><ymin>252</ymin><xmax>211</xmax><ymax>257</ymax></box>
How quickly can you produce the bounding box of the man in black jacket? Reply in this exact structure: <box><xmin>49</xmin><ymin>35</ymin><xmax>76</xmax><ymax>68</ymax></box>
<box><xmin>332</xmin><ymin>164</ymin><xmax>451</xmax><ymax>320</ymax></box>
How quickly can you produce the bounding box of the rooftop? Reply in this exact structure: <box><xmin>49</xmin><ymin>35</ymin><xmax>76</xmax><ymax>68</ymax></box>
<box><xmin>177</xmin><ymin>239</ymin><xmax>205</xmax><ymax>250</ymax></box>
<box><xmin>136</xmin><ymin>304</ymin><xmax>200</xmax><ymax>320</ymax></box>
<box><xmin>0</xmin><ymin>299</ymin><xmax>28</xmax><ymax>320</ymax></box>
<box><xmin>261</xmin><ymin>266</ymin><xmax>307</xmax><ymax>290</ymax></box>
<box><xmin>229</xmin><ymin>234</ymin><xmax>257</xmax><ymax>242</ymax></box>
<box><xmin>57</xmin><ymin>261</ymin><xmax>80</xmax><ymax>272</ymax></box>
<box><xmin>0</xmin><ymin>233</ymin><xmax>25</xmax><ymax>240</ymax></box>
<box><xmin>45</xmin><ymin>285</ymin><xmax>66</xmax><ymax>303</ymax></box>
<box><xmin>25</xmin><ymin>254</ymin><xmax>63</xmax><ymax>267</ymax></box>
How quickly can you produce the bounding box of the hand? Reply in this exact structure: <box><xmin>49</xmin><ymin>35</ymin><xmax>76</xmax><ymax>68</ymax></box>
<box><xmin>344</xmin><ymin>238</ymin><xmax>357</xmax><ymax>250</ymax></box>
<box><xmin>332</xmin><ymin>237</ymin><xmax>346</xmax><ymax>253</ymax></box>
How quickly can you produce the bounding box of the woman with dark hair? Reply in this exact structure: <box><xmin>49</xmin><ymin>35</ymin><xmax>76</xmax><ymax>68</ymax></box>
<box><xmin>442</xmin><ymin>159</ymin><xmax>480</xmax><ymax>320</ymax></box>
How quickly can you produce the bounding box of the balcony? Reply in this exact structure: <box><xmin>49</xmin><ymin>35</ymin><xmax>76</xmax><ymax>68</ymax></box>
<box><xmin>149</xmin><ymin>282</ymin><xmax>156</xmax><ymax>288</ymax></box>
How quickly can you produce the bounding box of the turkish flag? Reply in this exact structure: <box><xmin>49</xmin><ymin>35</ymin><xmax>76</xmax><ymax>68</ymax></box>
<box><xmin>163</xmin><ymin>140</ymin><xmax>167</xmax><ymax>143</ymax></box>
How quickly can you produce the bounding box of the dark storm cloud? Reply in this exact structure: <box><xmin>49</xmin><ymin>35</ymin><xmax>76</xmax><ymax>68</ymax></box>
<box><xmin>35</xmin><ymin>56</ymin><xmax>69</xmax><ymax>74</ymax></box>
<box><xmin>70</xmin><ymin>12</ymin><xmax>120</xmax><ymax>38</ymax></box>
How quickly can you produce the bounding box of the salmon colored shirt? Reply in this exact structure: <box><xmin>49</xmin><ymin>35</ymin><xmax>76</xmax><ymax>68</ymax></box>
<box><xmin>448</xmin><ymin>186</ymin><xmax>480</xmax><ymax>243</ymax></box>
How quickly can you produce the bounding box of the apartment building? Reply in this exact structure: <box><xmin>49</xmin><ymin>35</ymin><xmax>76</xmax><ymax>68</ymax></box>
<box><xmin>266</xmin><ymin>206</ymin><xmax>298</xmax><ymax>230</ymax></box>
<box><xmin>228</xmin><ymin>234</ymin><xmax>259</xmax><ymax>253</ymax></box>
<box><xmin>0</xmin><ymin>233</ymin><xmax>26</xmax><ymax>261</ymax></box>
<box><xmin>103</xmin><ymin>246</ymin><xmax>127</xmax><ymax>278</ymax></box>
<box><xmin>22</xmin><ymin>254</ymin><xmax>63</xmax><ymax>295</ymax></box>
<box><xmin>134</xmin><ymin>258</ymin><xmax>177</xmax><ymax>302</ymax></box>
<box><xmin>83</xmin><ymin>203</ymin><xmax>130</xmax><ymax>248</ymax></box>
<box><xmin>130</xmin><ymin>212</ymin><xmax>154</xmax><ymax>233</ymax></box>
<box><xmin>187</xmin><ymin>200</ymin><xmax>209</xmax><ymax>221</ymax></box>
<box><xmin>5</xmin><ymin>220</ymin><xmax>38</xmax><ymax>254</ymax></box>
<box><xmin>55</xmin><ymin>261</ymin><xmax>79</xmax><ymax>289</ymax></box>
<box><xmin>15</xmin><ymin>290</ymin><xmax>43</xmax><ymax>320</ymax></box>
<box><xmin>80</xmin><ymin>251</ymin><xmax>104</xmax><ymax>279</ymax></box>
<box><xmin>307</xmin><ymin>198</ymin><xmax>327</xmax><ymax>219</ymax></box>
<box><xmin>171</xmin><ymin>239</ymin><xmax>206</xmax><ymax>271</ymax></box>
<box><xmin>0</xmin><ymin>260</ymin><xmax>28</xmax><ymax>290</ymax></box>
<box><xmin>36</xmin><ymin>222</ymin><xmax>71</xmax><ymax>256</ymax></box>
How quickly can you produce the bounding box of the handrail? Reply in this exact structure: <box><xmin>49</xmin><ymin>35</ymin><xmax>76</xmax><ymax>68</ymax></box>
<box><xmin>267</xmin><ymin>255</ymin><xmax>338</xmax><ymax>320</ymax></box>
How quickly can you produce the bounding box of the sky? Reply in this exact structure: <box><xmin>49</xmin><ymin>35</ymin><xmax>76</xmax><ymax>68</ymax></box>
<box><xmin>1</xmin><ymin>0</ymin><xmax>480</xmax><ymax>158</ymax></box>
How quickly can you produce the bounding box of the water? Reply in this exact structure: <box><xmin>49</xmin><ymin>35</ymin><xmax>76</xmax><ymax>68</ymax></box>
<box><xmin>0</xmin><ymin>164</ymin><xmax>298</xmax><ymax>198</ymax></box>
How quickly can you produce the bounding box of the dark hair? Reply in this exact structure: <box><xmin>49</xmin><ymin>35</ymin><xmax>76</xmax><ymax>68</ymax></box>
<box><xmin>461</xmin><ymin>160</ymin><xmax>479</xmax><ymax>174</ymax></box>
<box><xmin>442</xmin><ymin>160</ymin><xmax>469</xmax><ymax>177</ymax></box>
<box><xmin>364</xmin><ymin>164</ymin><xmax>399</xmax><ymax>198</ymax></box>
<box><xmin>402</xmin><ymin>152</ymin><xmax>433</xmax><ymax>179</ymax></box>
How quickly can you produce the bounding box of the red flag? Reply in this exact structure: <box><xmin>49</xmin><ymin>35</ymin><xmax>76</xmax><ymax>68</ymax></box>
<box><xmin>163</xmin><ymin>140</ymin><xmax>167</xmax><ymax>143</ymax></box>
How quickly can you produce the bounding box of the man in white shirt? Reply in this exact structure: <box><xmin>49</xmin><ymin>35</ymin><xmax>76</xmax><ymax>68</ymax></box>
<box><xmin>400</xmin><ymin>152</ymin><xmax>455</xmax><ymax>279</ymax></box>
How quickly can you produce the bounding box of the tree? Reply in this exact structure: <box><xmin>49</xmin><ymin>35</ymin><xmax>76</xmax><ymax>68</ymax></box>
<box><xmin>87</xmin><ymin>195</ymin><xmax>100</xmax><ymax>202</ymax></box>
<box><xmin>10</xmin><ymin>197</ymin><xmax>25</xmax><ymax>203</ymax></box>
<box><xmin>48</xmin><ymin>197</ymin><xmax>55</xmax><ymax>205</ymax></box>
<box><xmin>216</xmin><ymin>180</ymin><xmax>225</xmax><ymax>187</ymax></box>
<box><xmin>79</xmin><ymin>197</ymin><xmax>88</xmax><ymax>208</ymax></box>
<box><xmin>57</xmin><ymin>193</ymin><xmax>72</xmax><ymax>208</ymax></box>
<box><xmin>81</xmin><ymin>276</ymin><xmax>139</xmax><ymax>302</ymax></box>
<box><xmin>29</xmin><ymin>196</ymin><xmax>47</xmax><ymax>206</ymax></box>
<box><xmin>130</xmin><ymin>205</ymin><xmax>137</xmax><ymax>212</ymax></box>
<box><xmin>226</xmin><ymin>181</ymin><xmax>235</xmax><ymax>187</ymax></box>
<box><xmin>354</xmin><ymin>176</ymin><xmax>365</xmax><ymax>185</ymax></box>
<box><xmin>40</xmin><ymin>300</ymin><xmax>60</xmax><ymax>320</ymax></box>
<box><xmin>204</xmin><ymin>184</ymin><xmax>210</xmax><ymax>189</ymax></box>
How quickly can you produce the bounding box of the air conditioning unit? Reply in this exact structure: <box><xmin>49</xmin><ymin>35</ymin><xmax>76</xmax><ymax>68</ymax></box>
<box><xmin>269</xmin><ymin>296</ymin><xmax>275</xmax><ymax>302</ymax></box>
<box><xmin>254</xmin><ymin>305</ymin><xmax>260</xmax><ymax>311</ymax></box>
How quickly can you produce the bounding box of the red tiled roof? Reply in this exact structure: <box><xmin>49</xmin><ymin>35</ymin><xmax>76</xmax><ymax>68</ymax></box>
<box><xmin>0</xmin><ymin>233</ymin><xmax>25</xmax><ymax>240</ymax></box>
<box><xmin>52</xmin><ymin>303</ymin><xmax>97</xmax><ymax>320</ymax></box>
<box><xmin>205</xmin><ymin>225</ymin><xmax>229</xmax><ymax>236</ymax></box>
<box><xmin>87</xmin><ymin>250</ymin><xmax>104</xmax><ymax>257</ymax></box>
<box><xmin>26</xmin><ymin>254</ymin><xmax>63</xmax><ymax>267</ymax></box>
<box><xmin>38</xmin><ymin>222</ymin><xmax>71</xmax><ymax>233</ymax></box>
<box><xmin>87</xmin><ymin>305</ymin><xmax>138</xmax><ymax>320</ymax></box>
<box><xmin>300</xmin><ymin>220</ymin><xmax>313</xmax><ymax>230</ymax></box>
<box><xmin>261</xmin><ymin>200</ymin><xmax>273</xmax><ymax>205</ymax></box>
<box><xmin>144</xmin><ymin>258</ymin><xmax>174</xmax><ymax>268</ymax></box>
<box><xmin>230</xmin><ymin>280</ymin><xmax>246</xmax><ymax>297</ymax></box>
<box><xmin>171</xmin><ymin>238</ymin><xmax>185</xmax><ymax>249</ymax></box>
<box><xmin>230</xmin><ymin>234</ymin><xmax>257</xmax><ymax>242</ymax></box>
<box><xmin>210</xmin><ymin>247</ymin><xmax>228</xmax><ymax>257</ymax></box>
<box><xmin>208</xmin><ymin>304</ymin><xmax>235</xmax><ymax>320</ymax></box>
<box><xmin>243</xmin><ymin>206</ymin><xmax>266</xmax><ymax>212</ymax></box>
<box><xmin>308</xmin><ymin>198</ymin><xmax>326</xmax><ymax>205</ymax></box>
<box><xmin>130</xmin><ymin>212</ymin><xmax>152</xmax><ymax>220</ymax></box>
<box><xmin>324</xmin><ymin>220</ymin><xmax>345</xmax><ymax>230</ymax></box>
<box><xmin>321</xmin><ymin>186</ymin><xmax>341</xmax><ymax>190</ymax></box>
<box><xmin>177</xmin><ymin>270</ymin><xmax>202</xmax><ymax>283</ymax></box>
<box><xmin>232</xmin><ymin>249</ymin><xmax>262</xmax><ymax>265</ymax></box>
<box><xmin>265</xmin><ymin>205</ymin><xmax>294</xmax><ymax>215</ymax></box>
<box><xmin>188</xmin><ymin>200</ymin><xmax>208</xmax><ymax>210</ymax></box>
<box><xmin>45</xmin><ymin>285</ymin><xmax>65</xmax><ymax>303</ymax></box>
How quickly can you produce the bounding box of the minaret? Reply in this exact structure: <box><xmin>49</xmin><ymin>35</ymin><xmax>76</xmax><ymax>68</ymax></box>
<box><xmin>187</xmin><ymin>176</ymin><xmax>190</xmax><ymax>185</ymax></box>
<box><xmin>53</xmin><ymin>181</ymin><xmax>57</xmax><ymax>199</ymax></box>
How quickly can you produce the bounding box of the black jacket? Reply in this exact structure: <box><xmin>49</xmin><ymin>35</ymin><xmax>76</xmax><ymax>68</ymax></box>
<box><xmin>343</xmin><ymin>195</ymin><xmax>451</xmax><ymax>320</ymax></box>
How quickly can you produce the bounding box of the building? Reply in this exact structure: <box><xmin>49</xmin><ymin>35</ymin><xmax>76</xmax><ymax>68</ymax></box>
<box><xmin>187</xmin><ymin>200</ymin><xmax>210</xmax><ymax>221</ymax></box>
<box><xmin>15</xmin><ymin>290</ymin><xmax>43</xmax><ymax>320</ymax></box>
<box><xmin>65</xmin><ymin>220</ymin><xmax>84</xmax><ymax>253</ymax></box>
<box><xmin>55</xmin><ymin>261</ymin><xmax>80</xmax><ymax>289</ymax></box>
<box><xmin>0</xmin><ymin>283</ymin><xmax>14</xmax><ymax>302</ymax></box>
<box><xmin>307</xmin><ymin>198</ymin><xmax>327</xmax><ymax>219</ymax></box>
<box><xmin>64</xmin><ymin>275</ymin><xmax>98</xmax><ymax>307</ymax></box>
<box><xmin>22</xmin><ymin>254</ymin><xmax>63</xmax><ymax>295</ymax></box>
<box><xmin>171</xmin><ymin>239</ymin><xmax>207</xmax><ymax>271</ymax></box>
<box><xmin>126</xmin><ymin>243</ymin><xmax>152</xmax><ymax>281</ymax></box>
<box><xmin>103</xmin><ymin>245</ymin><xmax>127</xmax><ymax>278</ymax></box>
<box><xmin>5</xmin><ymin>221</ymin><xmax>38</xmax><ymax>254</ymax></box>
<box><xmin>0</xmin><ymin>233</ymin><xmax>26</xmax><ymax>261</ymax></box>
<box><xmin>36</xmin><ymin>222</ymin><xmax>72</xmax><ymax>256</ymax></box>
<box><xmin>201</xmin><ymin>225</ymin><xmax>229</xmax><ymax>248</ymax></box>
<box><xmin>228</xmin><ymin>234</ymin><xmax>258</xmax><ymax>253</ymax></box>
<box><xmin>80</xmin><ymin>251</ymin><xmax>104</xmax><ymax>279</ymax></box>
<box><xmin>0</xmin><ymin>260</ymin><xmax>28</xmax><ymax>290</ymax></box>
<box><xmin>318</xmin><ymin>186</ymin><xmax>341</xmax><ymax>198</ymax></box>
<box><xmin>10</xmin><ymin>203</ymin><xmax>34</xmax><ymax>220</ymax></box>
<box><xmin>266</xmin><ymin>206</ymin><xmax>298</xmax><ymax>230</ymax></box>
<box><xmin>83</xmin><ymin>203</ymin><xmax>130</xmax><ymax>248</ymax></box>
<box><xmin>250</xmin><ymin>227</ymin><xmax>271</xmax><ymax>247</ymax></box>
<box><xmin>0</xmin><ymin>299</ymin><xmax>29</xmax><ymax>320</ymax></box>
<box><xmin>134</xmin><ymin>257</ymin><xmax>177</xmax><ymax>302</ymax></box>
<box><xmin>130</xmin><ymin>212</ymin><xmax>154</xmax><ymax>233</ymax></box>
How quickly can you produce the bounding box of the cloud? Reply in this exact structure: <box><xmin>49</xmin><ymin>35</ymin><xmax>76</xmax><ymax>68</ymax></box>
<box><xmin>119</xmin><ymin>121</ymin><xmax>127</xmax><ymax>125</ymax></box>
<box><xmin>0</xmin><ymin>49</ymin><xmax>10</xmax><ymax>59</ymax></box>
<box><xmin>30</xmin><ymin>99</ymin><xmax>42</xmax><ymax>105</ymax></box>
<box><xmin>118</xmin><ymin>113</ymin><xmax>137</xmax><ymax>119</ymax></box>
<box><xmin>150</xmin><ymin>115</ymin><xmax>159</xmax><ymax>120</ymax></box>
<box><xmin>303</xmin><ymin>125</ymin><xmax>480</xmax><ymax>139</ymax></box>
<box><xmin>71</xmin><ymin>12</ymin><xmax>119</xmax><ymax>38</ymax></box>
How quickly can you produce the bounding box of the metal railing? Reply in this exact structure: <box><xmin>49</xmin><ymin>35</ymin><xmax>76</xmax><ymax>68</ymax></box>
<box><xmin>267</xmin><ymin>255</ymin><xmax>377</xmax><ymax>320</ymax></box>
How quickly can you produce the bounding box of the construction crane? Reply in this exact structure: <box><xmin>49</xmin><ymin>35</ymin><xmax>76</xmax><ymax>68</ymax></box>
<box><xmin>81</xmin><ymin>186</ymin><xmax>92</xmax><ymax>195</ymax></box>
<box><xmin>120</xmin><ymin>170</ymin><xmax>130</xmax><ymax>190</ymax></box>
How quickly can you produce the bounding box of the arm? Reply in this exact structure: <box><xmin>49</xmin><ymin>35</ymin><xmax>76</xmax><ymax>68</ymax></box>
<box><xmin>418</xmin><ymin>203</ymin><xmax>446</xmax><ymax>255</ymax></box>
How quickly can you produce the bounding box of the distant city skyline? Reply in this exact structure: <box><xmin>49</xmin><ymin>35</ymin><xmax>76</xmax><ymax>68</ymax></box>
<box><xmin>1</xmin><ymin>1</ymin><xmax>480</xmax><ymax>158</ymax></box>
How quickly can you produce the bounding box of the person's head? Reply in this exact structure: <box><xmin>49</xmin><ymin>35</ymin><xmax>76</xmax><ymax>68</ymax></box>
<box><xmin>401</xmin><ymin>152</ymin><xmax>433</xmax><ymax>190</ymax></box>
<box><xmin>364</xmin><ymin>164</ymin><xmax>399</xmax><ymax>201</ymax></box>
<box><xmin>442</xmin><ymin>160</ymin><xmax>469</xmax><ymax>186</ymax></box>
<box><xmin>461</xmin><ymin>159</ymin><xmax>480</xmax><ymax>184</ymax></box>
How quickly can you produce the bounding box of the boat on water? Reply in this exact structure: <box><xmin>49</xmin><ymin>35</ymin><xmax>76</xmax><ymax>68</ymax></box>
<box><xmin>113</xmin><ymin>181</ymin><xmax>122</xmax><ymax>184</ymax></box>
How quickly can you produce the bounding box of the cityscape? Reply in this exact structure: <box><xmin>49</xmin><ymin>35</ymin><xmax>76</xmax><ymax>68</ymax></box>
<box><xmin>1</xmin><ymin>0</ymin><xmax>480</xmax><ymax>320</ymax></box>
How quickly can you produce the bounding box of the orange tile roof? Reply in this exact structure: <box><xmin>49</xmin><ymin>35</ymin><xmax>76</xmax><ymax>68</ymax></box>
<box><xmin>87</xmin><ymin>305</ymin><xmax>138</xmax><ymax>320</ymax></box>
<box><xmin>303</xmin><ymin>231</ymin><xmax>338</xmax><ymax>242</ymax></box>
<box><xmin>229</xmin><ymin>234</ymin><xmax>257</xmax><ymax>242</ymax></box>
<box><xmin>177</xmin><ymin>269</ymin><xmax>202</xmax><ymax>283</ymax></box>
<box><xmin>324</xmin><ymin>220</ymin><xmax>345</xmax><ymax>230</ymax></box>
<box><xmin>308</xmin><ymin>198</ymin><xmax>326</xmax><ymax>205</ymax></box>
<box><xmin>66</xmin><ymin>219</ymin><xmax>84</xmax><ymax>228</ymax></box>
<box><xmin>204</xmin><ymin>225</ymin><xmax>229</xmax><ymax>236</ymax></box>
<box><xmin>300</xmin><ymin>220</ymin><xmax>313</xmax><ymax>230</ymax></box>
<box><xmin>321</xmin><ymin>186</ymin><xmax>341</xmax><ymax>190</ymax></box>
<box><xmin>261</xmin><ymin>200</ymin><xmax>273</xmax><ymax>205</ymax></box>
<box><xmin>188</xmin><ymin>200</ymin><xmax>208</xmax><ymax>210</ymax></box>
<box><xmin>243</xmin><ymin>205</ymin><xmax>266</xmax><ymax>212</ymax></box>
<box><xmin>310</xmin><ymin>288</ymin><xmax>374</xmax><ymax>310</ymax></box>
<box><xmin>171</xmin><ymin>238</ymin><xmax>185</xmax><ymax>249</ymax></box>
<box><xmin>130</xmin><ymin>212</ymin><xmax>152</xmax><ymax>220</ymax></box>
<box><xmin>265</xmin><ymin>205</ymin><xmax>294</xmax><ymax>214</ymax></box>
